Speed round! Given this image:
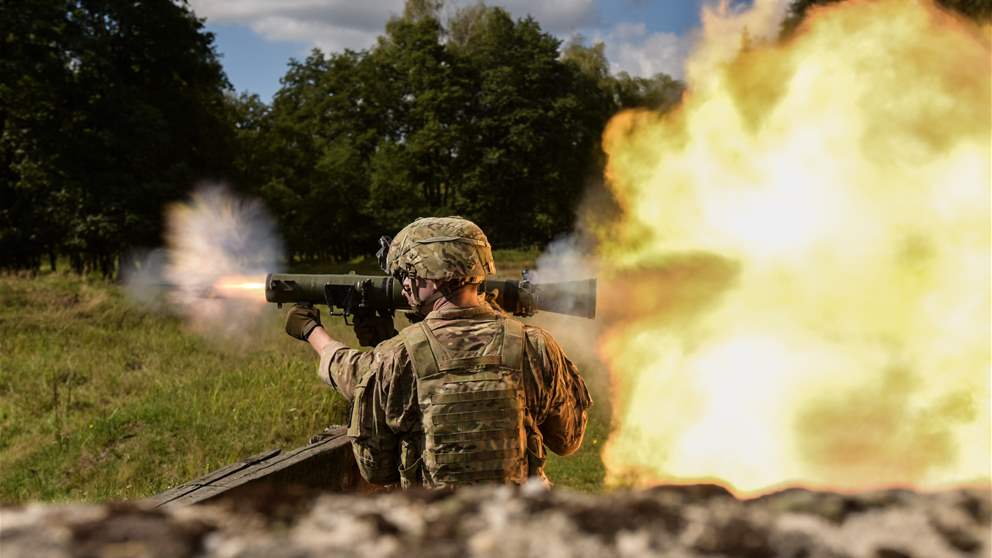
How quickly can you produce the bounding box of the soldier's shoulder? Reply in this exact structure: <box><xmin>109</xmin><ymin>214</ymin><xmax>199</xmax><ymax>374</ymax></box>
<box><xmin>369</xmin><ymin>332</ymin><xmax>410</xmax><ymax>362</ymax></box>
<box><xmin>520</xmin><ymin>321</ymin><xmax>564</xmax><ymax>351</ymax></box>
<box><xmin>377</xmin><ymin>331</ymin><xmax>408</xmax><ymax>351</ymax></box>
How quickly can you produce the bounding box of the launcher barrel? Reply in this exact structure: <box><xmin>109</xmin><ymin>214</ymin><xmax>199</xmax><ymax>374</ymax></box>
<box><xmin>264</xmin><ymin>273</ymin><xmax>596</xmax><ymax>319</ymax></box>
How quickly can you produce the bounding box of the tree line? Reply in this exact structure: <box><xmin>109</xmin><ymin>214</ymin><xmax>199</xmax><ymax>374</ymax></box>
<box><xmin>0</xmin><ymin>0</ymin><xmax>682</xmax><ymax>275</ymax></box>
<box><xmin>230</xmin><ymin>2</ymin><xmax>684</xmax><ymax>263</ymax></box>
<box><xmin>1</xmin><ymin>0</ymin><xmax>233</xmax><ymax>274</ymax></box>
<box><xmin>2</xmin><ymin>0</ymin><xmax>984</xmax><ymax>275</ymax></box>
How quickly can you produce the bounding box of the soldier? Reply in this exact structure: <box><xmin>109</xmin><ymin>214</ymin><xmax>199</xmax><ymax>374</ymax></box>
<box><xmin>284</xmin><ymin>216</ymin><xmax>591</xmax><ymax>488</ymax></box>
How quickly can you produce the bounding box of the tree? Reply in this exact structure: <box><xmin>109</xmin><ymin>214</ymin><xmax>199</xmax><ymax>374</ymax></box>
<box><xmin>447</xmin><ymin>2</ymin><xmax>488</xmax><ymax>48</ymax></box>
<box><xmin>0</xmin><ymin>0</ymin><xmax>233</xmax><ymax>275</ymax></box>
<box><xmin>260</xmin><ymin>49</ymin><xmax>385</xmax><ymax>260</ymax></box>
<box><xmin>248</xmin><ymin>0</ymin><xmax>686</xmax><ymax>259</ymax></box>
<box><xmin>561</xmin><ymin>38</ymin><xmax>611</xmax><ymax>86</ymax></box>
<box><xmin>440</xmin><ymin>7</ymin><xmax>609</xmax><ymax>245</ymax></box>
<box><xmin>0</xmin><ymin>0</ymin><xmax>76</xmax><ymax>270</ymax></box>
<box><xmin>366</xmin><ymin>12</ymin><xmax>470</xmax><ymax>222</ymax></box>
<box><xmin>225</xmin><ymin>92</ymin><xmax>273</xmax><ymax>198</ymax></box>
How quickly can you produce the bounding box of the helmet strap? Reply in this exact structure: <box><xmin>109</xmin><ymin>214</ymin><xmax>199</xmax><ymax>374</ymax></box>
<box><xmin>406</xmin><ymin>272</ymin><xmax>446</xmax><ymax>316</ymax></box>
<box><xmin>417</xmin><ymin>289</ymin><xmax>445</xmax><ymax>315</ymax></box>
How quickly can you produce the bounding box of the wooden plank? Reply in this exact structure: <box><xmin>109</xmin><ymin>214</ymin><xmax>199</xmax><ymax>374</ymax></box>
<box><xmin>148</xmin><ymin>427</ymin><xmax>368</xmax><ymax>508</ymax></box>
<box><xmin>150</xmin><ymin>448</ymin><xmax>282</xmax><ymax>506</ymax></box>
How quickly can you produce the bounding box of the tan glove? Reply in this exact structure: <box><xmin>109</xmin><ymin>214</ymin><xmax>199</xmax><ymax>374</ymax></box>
<box><xmin>285</xmin><ymin>304</ymin><xmax>321</xmax><ymax>341</ymax></box>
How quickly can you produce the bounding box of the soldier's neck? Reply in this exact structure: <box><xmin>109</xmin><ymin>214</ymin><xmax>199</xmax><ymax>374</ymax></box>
<box><xmin>433</xmin><ymin>286</ymin><xmax>482</xmax><ymax>311</ymax></box>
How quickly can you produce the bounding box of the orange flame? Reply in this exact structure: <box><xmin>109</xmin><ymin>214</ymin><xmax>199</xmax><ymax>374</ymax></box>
<box><xmin>596</xmin><ymin>0</ymin><xmax>990</xmax><ymax>496</ymax></box>
<box><xmin>212</xmin><ymin>275</ymin><xmax>267</xmax><ymax>302</ymax></box>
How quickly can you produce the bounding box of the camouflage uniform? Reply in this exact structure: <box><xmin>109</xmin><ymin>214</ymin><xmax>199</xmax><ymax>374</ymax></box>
<box><xmin>301</xmin><ymin>216</ymin><xmax>591</xmax><ymax>487</ymax></box>
<box><xmin>318</xmin><ymin>304</ymin><xmax>591</xmax><ymax>487</ymax></box>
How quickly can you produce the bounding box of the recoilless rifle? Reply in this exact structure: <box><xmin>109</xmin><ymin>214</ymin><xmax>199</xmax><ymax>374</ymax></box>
<box><xmin>264</xmin><ymin>272</ymin><xmax>597</xmax><ymax>321</ymax></box>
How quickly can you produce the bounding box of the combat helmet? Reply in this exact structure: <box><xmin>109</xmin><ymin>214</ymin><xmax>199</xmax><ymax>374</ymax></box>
<box><xmin>382</xmin><ymin>217</ymin><xmax>496</xmax><ymax>286</ymax></box>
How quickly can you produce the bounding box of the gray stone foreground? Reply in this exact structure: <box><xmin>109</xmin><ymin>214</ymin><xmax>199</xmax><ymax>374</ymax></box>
<box><xmin>1</xmin><ymin>483</ymin><xmax>989</xmax><ymax>558</ymax></box>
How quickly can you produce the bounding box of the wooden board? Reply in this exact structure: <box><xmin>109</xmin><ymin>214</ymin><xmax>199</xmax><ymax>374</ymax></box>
<box><xmin>148</xmin><ymin>426</ymin><xmax>369</xmax><ymax>508</ymax></box>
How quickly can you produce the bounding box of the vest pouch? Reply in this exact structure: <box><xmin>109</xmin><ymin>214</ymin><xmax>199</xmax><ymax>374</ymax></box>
<box><xmin>346</xmin><ymin>374</ymin><xmax>371</xmax><ymax>439</ymax></box>
<box><xmin>398</xmin><ymin>436</ymin><xmax>423</xmax><ymax>489</ymax></box>
<box><xmin>526</xmin><ymin>428</ymin><xmax>547</xmax><ymax>476</ymax></box>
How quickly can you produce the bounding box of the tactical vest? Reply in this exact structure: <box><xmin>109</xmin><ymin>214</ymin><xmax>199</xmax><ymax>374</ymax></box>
<box><xmin>401</xmin><ymin>317</ymin><xmax>529</xmax><ymax>488</ymax></box>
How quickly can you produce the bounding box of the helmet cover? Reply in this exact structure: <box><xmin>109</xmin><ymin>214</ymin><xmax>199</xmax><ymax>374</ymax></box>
<box><xmin>385</xmin><ymin>217</ymin><xmax>496</xmax><ymax>284</ymax></box>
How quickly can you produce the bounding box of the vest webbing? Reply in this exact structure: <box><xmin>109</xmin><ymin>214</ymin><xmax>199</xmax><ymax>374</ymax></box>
<box><xmin>403</xmin><ymin>317</ymin><xmax>528</xmax><ymax>488</ymax></box>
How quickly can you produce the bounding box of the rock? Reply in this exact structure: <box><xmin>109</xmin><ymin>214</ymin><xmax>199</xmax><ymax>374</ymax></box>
<box><xmin>0</xmin><ymin>485</ymin><xmax>988</xmax><ymax>558</ymax></box>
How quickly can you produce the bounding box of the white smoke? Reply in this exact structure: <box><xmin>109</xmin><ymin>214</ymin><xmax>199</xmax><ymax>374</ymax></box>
<box><xmin>528</xmin><ymin>235</ymin><xmax>607</xmax><ymax>393</ymax></box>
<box><xmin>530</xmin><ymin>235</ymin><xmax>599</xmax><ymax>285</ymax></box>
<box><xmin>123</xmin><ymin>184</ymin><xmax>284</xmax><ymax>340</ymax></box>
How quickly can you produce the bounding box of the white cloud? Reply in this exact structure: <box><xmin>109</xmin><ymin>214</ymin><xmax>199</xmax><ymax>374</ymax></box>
<box><xmin>251</xmin><ymin>16</ymin><xmax>384</xmax><ymax>53</ymax></box>
<box><xmin>188</xmin><ymin>0</ymin><xmax>403</xmax><ymax>51</ymax></box>
<box><xmin>189</xmin><ymin>0</ymin><xmax>402</xmax><ymax>30</ymax></box>
<box><xmin>594</xmin><ymin>23</ymin><xmax>695</xmax><ymax>79</ymax></box>
<box><xmin>688</xmin><ymin>0</ymin><xmax>790</xmax><ymax>83</ymax></box>
<box><xmin>477</xmin><ymin>0</ymin><xmax>598</xmax><ymax>33</ymax></box>
<box><xmin>189</xmin><ymin>0</ymin><xmax>598</xmax><ymax>51</ymax></box>
<box><xmin>190</xmin><ymin>0</ymin><xmax>597</xmax><ymax>50</ymax></box>
<box><xmin>189</xmin><ymin>0</ymin><xmax>692</xmax><ymax>78</ymax></box>
<box><xmin>589</xmin><ymin>0</ymin><xmax>792</xmax><ymax>80</ymax></box>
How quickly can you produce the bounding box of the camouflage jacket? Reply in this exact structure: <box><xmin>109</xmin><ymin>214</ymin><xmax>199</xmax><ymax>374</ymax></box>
<box><xmin>318</xmin><ymin>303</ymin><xmax>592</xmax><ymax>487</ymax></box>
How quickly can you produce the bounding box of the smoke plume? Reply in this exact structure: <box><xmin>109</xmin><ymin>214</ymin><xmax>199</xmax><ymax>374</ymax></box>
<box><xmin>123</xmin><ymin>185</ymin><xmax>283</xmax><ymax>340</ymax></box>
<box><xmin>526</xmin><ymin>236</ymin><xmax>606</xmax><ymax>385</ymax></box>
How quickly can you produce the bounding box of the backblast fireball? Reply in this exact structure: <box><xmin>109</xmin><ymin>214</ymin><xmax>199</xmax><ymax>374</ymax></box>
<box><xmin>596</xmin><ymin>0</ymin><xmax>990</xmax><ymax>495</ymax></box>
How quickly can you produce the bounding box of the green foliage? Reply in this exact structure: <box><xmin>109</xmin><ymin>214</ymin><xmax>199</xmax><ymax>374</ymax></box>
<box><xmin>245</xmin><ymin>4</ymin><xmax>684</xmax><ymax>260</ymax></box>
<box><xmin>258</xmin><ymin>48</ymin><xmax>382</xmax><ymax>261</ymax></box>
<box><xmin>1</xmin><ymin>0</ymin><xmax>233</xmax><ymax>275</ymax></box>
<box><xmin>3</xmin><ymin>0</ymin><xmax>686</xmax><ymax>271</ymax></box>
<box><xmin>0</xmin><ymin>271</ymin><xmax>350</xmax><ymax>501</ymax></box>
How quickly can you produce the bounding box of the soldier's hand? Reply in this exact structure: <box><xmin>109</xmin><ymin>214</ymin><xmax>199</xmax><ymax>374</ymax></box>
<box><xmin>353</xmin><ymin>310</ymin><xmax>398</xmax><ymax>347</ymax></box>
<box><xmin>285</xmin><ymin>304</ymin><xmax>322</xmax><ymax>341</ymax></box>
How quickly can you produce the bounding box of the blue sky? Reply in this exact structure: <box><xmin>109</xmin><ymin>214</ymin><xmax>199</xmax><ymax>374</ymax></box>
<box><xmin>193</xmin><ymin>1</ymin><xmax>761</xmax><ymax>102</ymax></box>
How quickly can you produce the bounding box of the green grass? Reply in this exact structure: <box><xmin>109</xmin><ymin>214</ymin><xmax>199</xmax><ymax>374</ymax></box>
<box><xmin>0</xmin><ymin>272</ymin><xmax>350</xmax><ymax>501</ymax></box>
<box><xmin>0</xmin><ymin>256</ymin><xmax>608</xmax><ymax>501</ymax></box>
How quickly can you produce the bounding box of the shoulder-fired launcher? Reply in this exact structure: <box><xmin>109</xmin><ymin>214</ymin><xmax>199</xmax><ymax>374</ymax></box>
<box><xmin>265</xmin><ymin>273</ymin><xmax>596</xmax><ymax>319</ymax></box>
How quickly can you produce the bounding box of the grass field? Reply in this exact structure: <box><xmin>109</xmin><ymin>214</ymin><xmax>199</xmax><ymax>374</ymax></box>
<box><xmin>0</xmin><ymin>251</ymin><xmax>610</xmax><ymax>501</ymax></box>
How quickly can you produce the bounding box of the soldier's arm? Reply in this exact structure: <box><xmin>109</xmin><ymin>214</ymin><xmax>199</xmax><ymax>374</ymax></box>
<box><xmin>317</xmin><ymin>343</ymin><xmax>363</xmax><ymax>401</ymax></box>
<box><xmin>307</xmin><ymin>327</ymin><xmax>348</xmax><ymax>358</ymax></box>
<box><xmin>319</xmin><ymin>336</ymin><xmax>405</xmax><ymax>402</ymax></box>
<box><xmin>284</xmin><ymin>305</ymin><xmax>356</xmax><ymax>398</ymax></box>
<box><xmin>527</xmin><ymin>328</ymin><xmax>593</xmax><ymax>456</ymax></box>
